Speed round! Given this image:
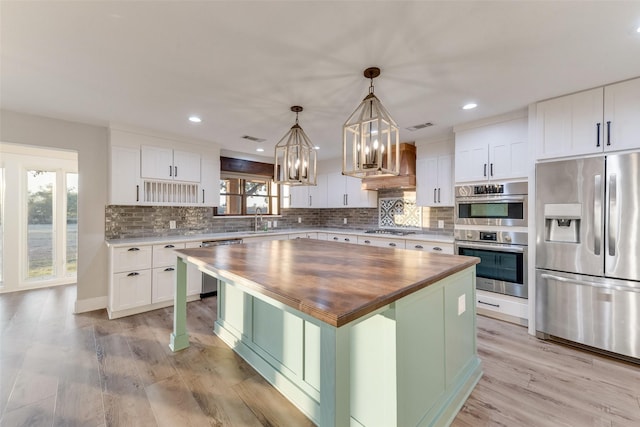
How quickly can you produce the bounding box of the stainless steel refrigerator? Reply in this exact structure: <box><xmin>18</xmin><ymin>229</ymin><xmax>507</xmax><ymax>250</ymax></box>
<box><xmin>536</xmin><ymin>153</ymin><xmax>640</xmax><ymax>360</ymax></box>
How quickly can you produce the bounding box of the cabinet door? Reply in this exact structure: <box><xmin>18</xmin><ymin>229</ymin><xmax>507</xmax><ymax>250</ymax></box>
<box><xmin>141</xmin><ymin>145</ymin><xmax>173</xmax><ymax>180</ymax></box>
<box><xmin>345</xmin><ymin>175</ymin><xmax>377</xmax><ymax>208</ymax></box>
<box><xmin>417</xmin><ymin>157</ymin><xmax>438</xmax><ymax>206</ymax></box>
<box><xmin>173</xmin><ymin>150</ymin><xmax>201</xmax><ymax>182</ymax></box>
<box><xmin>152</xmin><ymin>266</ymin><xmax>176</xmax><ymax>303</ymax></box>
<box><xmin>308</xmin><ymin>174</ymin><xmax>328</xmax><ymax>208</ymax></box>
<box><xmin>111</xmin><ymin>270</ymin><xmax>152</xmax><ymax>311</ymax></box>
<box><xmin>437</xmin><ymin>155</ymin><xmax>453</xmax><ymax>206</ymax></box>
<box><xmin>113</xmin><ymin>246</ymin><xmax>152</xmax><ymax>273</ymax></box>
<box><xmin>454</xmin><ymin>131</ymin><xmax>488</xmax><ymax>183</ymax></box>
<box><xmin>185</xmin><ymin>242</ymin><xmax>203</xmax><ymax>296</ymax></box>
<box><xmin>535</xmin><ymin>87</ymin><xmax>604</xmax><ymax>160</ymax></box>
<box><xmin>110</xmin><ymin>146</ymin><xmax>142</xmax><ymax>205</ymax></box>
<box><xmin>152</xmin><ymin>243</ymin><xmax>185</xmax><ymax>268</ymax></box>
<box><xmin>604</xmin><ymin>78</ymin><xmax>640</xmax><ymax>152</ymax></box>
<box><xmin>288</xmin><ymin>185</ymin><xmax>310</xmax><ymax>208</ymax></box>
<box><xmin>200</xmin><ymin>151</ymin><xmax>220</xmax><ymax>207</ymax></box>
<box><xmin>326</xmin><ymin>173</ymin><xmax>346</xmax><ymax>208</ymax></box>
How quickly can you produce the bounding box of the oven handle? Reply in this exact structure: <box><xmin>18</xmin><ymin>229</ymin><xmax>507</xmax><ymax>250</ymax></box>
<box><xmin>456</xmin><ymin>196</ymin><xmax>525</xmax><ymax>203</ymax></box>
<box><xmin>456</xmin><ymin>242</ymin><xmax>525</xmax><ymax>253</ymax></box>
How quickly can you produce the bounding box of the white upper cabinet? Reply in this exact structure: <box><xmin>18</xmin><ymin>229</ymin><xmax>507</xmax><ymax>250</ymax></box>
<box><xmin>141</xmin><ymin>145</ymin><xmax>201</xmax><ymax>183</ymax></box>
<box><xmin>284</xmin><ymin>174</ymin><xmax>328</xmax><ymax>208</ymax></box>
<box><xmin>326</xmin><ymin>172</ymin><xmax>377</xmax><ymax>208</ymax></box>
<box><xmin>416</xmin><ymin>140</ymin><xmax>453</xmax><ymax>207</ymax></box>
<box><xmin>455</xmin><ymin>116</ymin><xmax>528</xmax><ymax>183</ymax></box>
<box><xmin>110</xmin><ymin>145</ymin><xmax>142</xmax><ymax>205</ymax></box>
<box><xmin>309</xmin><ymin>174</ymin><xmax>328</xmax><ymax>208</ymax></box>
<box><xmin>535</xmin><ymin>77</ymin><xmax>640</xmax><ymax>159</ymax></box>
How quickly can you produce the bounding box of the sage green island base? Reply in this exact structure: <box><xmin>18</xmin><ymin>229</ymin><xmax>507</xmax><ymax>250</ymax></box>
<box><xmin>171</xmin><ymin>240</ymin><xmax>481</xmax><ymax>427</ymax></box>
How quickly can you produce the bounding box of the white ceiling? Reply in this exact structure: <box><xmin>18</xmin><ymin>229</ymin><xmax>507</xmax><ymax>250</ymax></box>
<box><xmin>2</xmin><ymin>1</ymin><xmax>640</xmax><ymax>161</ymax></box>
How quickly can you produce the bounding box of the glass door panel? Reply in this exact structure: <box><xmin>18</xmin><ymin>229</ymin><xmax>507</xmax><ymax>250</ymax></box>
<box><xmin>27</xmin><ymin>170</ymin><xmax>56</xmax><ymax>280</ymax></box>
<box><xmin>66</xmin><ymin>173</ymin><xmax>78</xmax><ymax>276</ymax></box>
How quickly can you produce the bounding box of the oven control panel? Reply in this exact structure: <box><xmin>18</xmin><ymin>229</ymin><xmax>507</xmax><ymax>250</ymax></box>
<box><xmin>473</xmin><ymin>184</ymin><xmax>504</xmax><ymax>195</ymax></box>
<box><xmin>479</xmin><ymin>231</ymin><xmax>497</xmax><ymax>241</ymax></box>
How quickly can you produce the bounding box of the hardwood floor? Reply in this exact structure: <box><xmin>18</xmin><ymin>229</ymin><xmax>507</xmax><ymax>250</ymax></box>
<box><xmin>1</xmin><ymin>285</ymin><xmax>639</xmax><ymax>426</ymax></box>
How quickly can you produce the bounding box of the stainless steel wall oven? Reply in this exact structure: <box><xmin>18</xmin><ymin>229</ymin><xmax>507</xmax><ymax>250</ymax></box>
<box><xmin>455</xmin><ymin>182</ymin><xmax>528</xmax><ymax>227</ymax></box>
<box><xmin>454</xmin><ymin>229</ymin><xmax>528</xmax><ymax>299</ymax></box>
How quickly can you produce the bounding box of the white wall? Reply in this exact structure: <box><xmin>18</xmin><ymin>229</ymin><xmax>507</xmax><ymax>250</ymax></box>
<box><xmin>0</xmin><ymin>110</ymin><xmax>108</xmax><ymax>312</ymax></box>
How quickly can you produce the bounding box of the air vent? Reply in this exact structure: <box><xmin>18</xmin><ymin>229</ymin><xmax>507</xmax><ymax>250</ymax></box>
<box><xmin>242</xmin><ymin>135</ymin><xmax>267</xmax><ymax>142</ymax></box>
<box><xmin>406</xmin><ymin>122</ymin><xmax>434</xmax><ymax>132</ymax></box>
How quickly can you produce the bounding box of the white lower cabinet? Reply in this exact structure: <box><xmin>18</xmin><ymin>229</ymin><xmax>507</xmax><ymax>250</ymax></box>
<box><xmin>326</xmin><ymin>233</ymin><xmax>358</xmax><ymax>244</ymax></box>
<box><xmin>288</xmin><ymin>232</ymin><xmax>318</xmax><ymax>240</ymax></box>
<box><xmin>185</xmin><ymin>242</ymin><xmax>203</xmax><ymax>296</ymax></box>
<box><xmin>152</xmin><ymin>266</ymin><xmax>176</xmax><ymax>303</ymax></box>
<box><xmin>111</xmin><ymin>269</ymin><xmax>152</xmax><ymax>312</ymax></box>
<box><xmin>476</xmin><ymin>289</ymin><xmax>528</xmax><ymax>325</ymax></box>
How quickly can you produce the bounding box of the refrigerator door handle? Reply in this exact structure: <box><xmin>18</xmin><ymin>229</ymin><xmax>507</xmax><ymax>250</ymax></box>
<box><xmin>594</xmin><ymin>174</ymin><xmax>602</xmax><ymax>255</ymax></box>
<box><xmin>540</xmin><ymin>273</ymin><xmax>640</xmax><ymax>294</ymax></box>
<box><xmin>608</xmin><ymin>174</ymin><xmax>617</xmax><ymax>256</ymax></box>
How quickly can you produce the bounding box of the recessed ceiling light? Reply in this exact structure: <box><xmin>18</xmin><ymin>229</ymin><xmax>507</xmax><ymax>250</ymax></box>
<box><xmin>636</xmin><ymin>25</ymin><xmax>640</xmax><ymax>33</ymax></box>
<box><xmin>314</xmin><ymin>146</ymin><xmax>320</xmax><ymax>150</ymax></box>
<box><xmin>256</xmin><ymin>148</ymin><xmax>265</xmax><ymax>152</ymax></box>
<box><xmin>188</xmin><ymin>116</ymin><xmax>202</xmax><ymax>123</ymax></box>
<box><xmin>462</xmin><ymin>103</ymin><xmax>478</xmax><ymax>110</ymax></box>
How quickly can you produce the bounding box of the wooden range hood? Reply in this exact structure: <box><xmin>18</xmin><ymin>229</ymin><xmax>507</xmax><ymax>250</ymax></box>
<box><xmin>361</xmin><ymin>142</ymin><xmax>416</xmax><ymax>190</ymax></box>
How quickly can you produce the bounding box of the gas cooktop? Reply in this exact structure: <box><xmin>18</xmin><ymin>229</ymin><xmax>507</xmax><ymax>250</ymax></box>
<box><xmin>364</xmin><ymin>229</ymin><xmax>417</xmax><ymax>236</ymax></box>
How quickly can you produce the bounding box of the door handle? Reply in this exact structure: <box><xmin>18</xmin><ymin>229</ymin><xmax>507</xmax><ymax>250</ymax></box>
<box><xmin>433</xmin><ymin>188</ymin><xmax>437</xmax><ymax>203</ymax></box>
<box><xmin>202</xmin><ymin>189</ymin><xmax>205</xmax><ymax>204</ymax></box>
<box><xmin>483</xmin><ymin>163</ymin><xmax>487</xmax><ymax>177</ymax></box>
<box><xmin>490</xmin><ymin>163</ymin><xmax>494</xmax><ymax>177</ymax></box>
<box><xmin>596</xmin><ymin>123</ymin><xmax>601</xmax><ymax>147</ymax></box>
<box><xmin>540</xmin><ymin>273</ymin><xmax>640</xmax><ymax>293</ymax></box>
<box><xmin>594</xmin><ymin>175</ymin><xmax>602</xmax><ymax>255</ymax></box>
<box><xmin>608</xmin><ymin>173</ymin><xmax>617</xmax><ymax>256</ymax></box>
<box><xmin>606</xmin><ymin>121</ymin><xmax>611</xmax><ymax>146</ymax></box>
<box><xmin>169</xmin><ymin>165</ymin><xmax>173</xmax><ymax>177</ymax></box>
<box><xmin>437</xmin><ymin>188</ymin><xmax>441</xmax><ymax>203</ymax></box>
<box><xmin>136</xmin><ymin>185</ymin><xmax>139</xmax><ymax>202</ymax></box>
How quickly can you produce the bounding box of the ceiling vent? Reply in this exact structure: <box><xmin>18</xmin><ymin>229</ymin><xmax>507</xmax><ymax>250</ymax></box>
<box><xmin>406</xmin><ymin>122</ymin><xmax>434</xmax><ymax>132</ymax></box>
<box><xmin>242</xmin><ymin>135</ymin><xmax>266</xmax><ymax>142</ymax></box>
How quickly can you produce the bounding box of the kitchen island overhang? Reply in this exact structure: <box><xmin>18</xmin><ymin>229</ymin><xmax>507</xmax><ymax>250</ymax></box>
<box><xmin>172</xmin><ymin>239</ymin><xmax>481</xmax><ymax>427</ymax></box>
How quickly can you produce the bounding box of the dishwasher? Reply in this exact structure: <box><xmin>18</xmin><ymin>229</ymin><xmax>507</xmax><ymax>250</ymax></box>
<box><xmin>200</xmin><ymin>238</ymin><xmax>243</xmax><ymax>298</ymax></box>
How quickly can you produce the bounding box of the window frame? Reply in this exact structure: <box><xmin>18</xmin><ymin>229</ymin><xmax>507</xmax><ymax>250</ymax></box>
<box><xmin>217</xmin><ymin>172</ymin><xmax>280</xmax><ymax>216</ymax></box>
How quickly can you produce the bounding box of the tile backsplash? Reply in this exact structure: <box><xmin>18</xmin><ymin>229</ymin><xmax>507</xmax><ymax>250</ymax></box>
<box><xmin>105</xmin><ymin>189</ymin><xmax>453</xmax><ymax>239</ymax></box>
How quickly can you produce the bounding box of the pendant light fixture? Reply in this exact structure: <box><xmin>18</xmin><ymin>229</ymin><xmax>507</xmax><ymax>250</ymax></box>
<box><xmin>274</xmin><ymin>106</ymin><xmax>317</xmax><ymax>186</ymax></box>
<box><xmin>343</xmin><ymin>67</ymin><xmax>399</xmax><ymax>178</ymax></box>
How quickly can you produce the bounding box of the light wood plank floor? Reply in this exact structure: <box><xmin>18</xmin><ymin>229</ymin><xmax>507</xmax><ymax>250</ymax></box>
<box><xmin>1</xmin><ymin>285</ymin><xmax>639</xmax><ymax>426</ymax></box>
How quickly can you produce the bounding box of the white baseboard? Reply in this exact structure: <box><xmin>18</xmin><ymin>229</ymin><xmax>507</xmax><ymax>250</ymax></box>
<box><xmin>74</xmin><ymin>296</ymin><xmax>108</xmax><ymax>314</ymax></box>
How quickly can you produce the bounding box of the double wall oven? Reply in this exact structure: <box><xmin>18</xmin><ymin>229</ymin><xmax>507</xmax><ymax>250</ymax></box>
<box><xmin>454</xmin><ymin>182</ymin><xmax>528</xmax><ymax>299</ymax></box>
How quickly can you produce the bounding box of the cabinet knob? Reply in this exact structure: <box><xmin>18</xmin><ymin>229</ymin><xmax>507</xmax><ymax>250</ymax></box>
<box><xmin>389</xmin><ymin>242</ymin><xmax>396</xmax><ymax>247</ymax></box>
<box><xmin>344</xmin><ymin>238</ymin><xmax>350</xmax><ymax>242</ymax></box>
<box><xmin>433</xmin><ymin>247</ymin><xmax>442</xmax><ymax>251</ymax></box>
<box><xmin>415</xmin><ymin>245</ymin><xmax>423</xmax><ymax>249</ymax></box>
<box><xmin>333</xmin><ymin>237</ymin><xmax>339</xmax><ymax>241</ymax></box>
<box><xmin>164</xmin><ymin>244</ymin><xmax>175</xmax><ymax>248</ymax></box>
<box><xmin>127</xmin><ymin>247</ymin><xmax>140</xmax><ymax>252</ymax></box>
<box><xmin>127</xmin><ymin>272</ymin><xmax>140</xmax><ymax>277</ymax></box>
<box><xmin>364</xmin><ymin>240</ymin><xmax>371</xmax><ymax>244</ymax></box>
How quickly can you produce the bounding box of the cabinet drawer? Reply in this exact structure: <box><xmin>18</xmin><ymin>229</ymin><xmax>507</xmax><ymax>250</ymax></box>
<box><xmin>357</xmin><ymin>236</ymin><xmax>405</xmax><ymax>249</ymax></box>
<box><xmin>111</xmin><ymin>269</ymin><xmax>152</xmax><ymax>311</ymax></box>
<box><xmin>327</xmin><ymin>234</ymin><xmax>358</xmax><ymax>244</ymax></box>
<box><xmin>289</xmin><ymin>232</ymin><xmax>317</xmax><ymax>240</ymax></box>
<box><xmin>152</xmin><ymin>242</ymin><xmax>186</xmax><ymax>267</ymax></box>
<box><xmin>113</xmin><ymin>246</ymin><xmax>152</xmax><ymax>273</ymax></box>
<box><xmin>476</xmin><ymin>290</ymin><xmax>528</xmax><ymax>321</ymax></box>
<box><xmin>405</xmin><ymin>240</ymin><xmax>453</xmax><ymax>254</ymax></box>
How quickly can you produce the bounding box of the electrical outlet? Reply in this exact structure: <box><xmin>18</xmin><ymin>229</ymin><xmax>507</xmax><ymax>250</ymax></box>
<box><xmin>438</xmin><ymin>220</ymin><xmax>444</xmax><ymax>229</ymax></box>
<box><xmin>267</xmin><ymin>221</ymin><xmax>272</xmax><ymax>228</ymax></box>
<box><xmin>273</xmin><ymin>220</ymin><xmax>278</xmax><ymax>228</ymax></box>
<box><xmin>298</xmin><ymin>217</ymin><xmax>302</xmax><ymax>223</ymax></box>
<box><xmin>169</xmin><ymin>220</ymin><xmax>176</xmax><ymax>229</ymax></box>
<box><xmin>458</xmin><ymin>294</ymin><xmax>466</xmax><ymax>316</ymax></box>
<box><xmin>343</xmin><ymin>218</ymin><xmax>347</xmax><ymax>224</ymax></box>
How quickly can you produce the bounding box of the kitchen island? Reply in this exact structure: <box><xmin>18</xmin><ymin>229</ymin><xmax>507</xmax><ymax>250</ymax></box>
<box><xmin>172</xmin><ymin>239</ymin><xmax>481</xmax><ymax>427</ymax></box>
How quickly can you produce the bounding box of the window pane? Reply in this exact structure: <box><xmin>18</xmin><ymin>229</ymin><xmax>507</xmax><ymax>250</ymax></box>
<box><xmin>66</xmin><ymin>173</ymin><xmax>78</xmax><ymax>276</ymax></box>
<box><xmin>218</xmin><ymin>194</ymin><xmax>242</xmax><ymax>215</ymax></box>
<box><xmin>247</xmin><ymin>196</ymin><xmax>269</xmax><ymax>214</ymax></box>
<box><xmin>221</xmin><ymin>178</ymin><xmax>242</xmax><ymax>195</ymax></box>
<box><xmin>0</xmin><ymin>168</ymin><xmax>4</xmax><ymax>284</ymax></box>
<box><xmin>27</xmin><ymin>170</ymin><xmax>55</xmax><ymax>280</ymax></box>
<box><xmin>245</xmin><ymin>180</ymin><xmax>268</xmax><ymax>196</ymax></box>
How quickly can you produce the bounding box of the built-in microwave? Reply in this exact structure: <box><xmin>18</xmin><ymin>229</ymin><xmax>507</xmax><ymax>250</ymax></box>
<box><xmin>455</xmin><ymin>182</ymin><xmax>528</xmax><ymax>227</ymax></box>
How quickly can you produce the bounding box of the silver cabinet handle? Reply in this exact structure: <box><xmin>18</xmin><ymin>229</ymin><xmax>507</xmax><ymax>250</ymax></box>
<box><xmin>127</xmin><ymin>272</ymin><xmax>140</xmax><ymax>277</ymax></box>
<box><xmin>594</xmin><ymin>174</ymin><xmax>602</xmax><ymax>255</ymax></box>
<box><xmin>164</xmin><ymin>244</ymin><xmax>175</xmax><ymax>248</ymax></box>
<box><xmin>169</xmin><ymin>165</ymin><xmax>173</xmax><ymax>177</ymax></box>
<box><xmin>483</xmin><ymin>163</ymin><xmax>487</xmax><ymax>177</ymax></box>
<box><xmin>540</xmin><ymin>273</ymin><xmax>640</xmax><ymax>293</ymax></box>
<box><xmin>202</xmin><ymin>189</ymin><xmax>205</xmax><ymax>204</ymax></box>
<box><xmin>490</xmin><ymin>163</ymin><xmax>494</xmax><ymax>177</ymax></box>
<box><xmin>478</xmin><ymin>300</ymin><xmax>500</xmax><ymax>308</ymax></box>
<box><xmin>164</xmin><ymin>267</ymin><xmax>175</xmax><ymax>272</ymax></box>
<box><xmin>606</xmin><ymin>121</ymin><xmax>611</xmax><ymax>146</ymax></box>
<box><xmin>433</xmin><ymin>188</ymin><xmax>437</xmax><ymax>203</ymax></box>
<box><xmin>136</xmin><ymin>185</ymin><xmax>140</xmax><ymax>202</ymax></box>
<box><xmin>127</xmin><ymin>247</ymin><xmax>140</xmax><ymax>252</ymax></box>
<box><xmin>438</xmin><ymin>188</ymin><xmax>441</xmax><ymax>203</ymax></box>
<box><xmin>608</xmin><ymin>173</ymin><xmax>617</xmax><ymax>256</ymax></box>
<box><xmin>174</xmin><ymin>166</ymin><xmax>178</xmax><ymax>177</ymax></box>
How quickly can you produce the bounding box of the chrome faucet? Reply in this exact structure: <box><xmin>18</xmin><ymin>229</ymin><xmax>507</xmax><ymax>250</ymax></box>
<box><xmin>255</xmin><ymin>207</ymin><xmax>263</xmax><ymax>232</ymax></box>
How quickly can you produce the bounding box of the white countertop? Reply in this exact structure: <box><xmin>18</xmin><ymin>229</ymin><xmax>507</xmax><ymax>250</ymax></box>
<box><xmin>105</xmin><ymin>228</ymin><xmax>453</xmax><ymax>247</ymax></box>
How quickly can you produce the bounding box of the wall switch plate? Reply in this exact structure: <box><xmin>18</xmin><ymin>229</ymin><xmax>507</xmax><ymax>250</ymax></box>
<box><xmin>169</xmin><ymin>220</ymin><xmax>176</xmax><ymax>229</ymax></box>
<box><xmin>438</xmin><ymin>220</ymin><xmax>444</xmax><ymax>229</ymax></box>
<box><xmin>298</xmin><ymin>217</ymin><xmax>302</xmax><ymax>223</ymax></box>
<box><xmin>458</xmin><ymin>294</ymin><xmax>466</xmax><ymax>316</ymax></box>
<box><xmin>343</xmin><ymin>218</ymin><xmax>347</xmax><ymax>224</ymax></box>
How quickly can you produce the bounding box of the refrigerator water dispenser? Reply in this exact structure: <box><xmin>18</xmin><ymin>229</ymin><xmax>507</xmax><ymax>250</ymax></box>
<box><xmin>544</xmin><ymin>203</ymin><xmax>581</xmax><ymax>243</ymax></box>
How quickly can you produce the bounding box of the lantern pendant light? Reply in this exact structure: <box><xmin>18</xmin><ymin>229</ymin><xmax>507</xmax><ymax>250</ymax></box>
<box><xmin>343</xmin><ymin>67</ymin><xmax>400</xmax><ymax>178</ymax></box>
<box><xmin>274</xmin><ymin>106</ymin><xmax>317</xmax><ymax>186</ymax></box>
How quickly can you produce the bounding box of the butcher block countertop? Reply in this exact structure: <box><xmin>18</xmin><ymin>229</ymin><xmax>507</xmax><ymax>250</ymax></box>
<box><xmin>176</xmin><ymin>238</ymin><xmax>478</xmax><ymax>327</ymax></box>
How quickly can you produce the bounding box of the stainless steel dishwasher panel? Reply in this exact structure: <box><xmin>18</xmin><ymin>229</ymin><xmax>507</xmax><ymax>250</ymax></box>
<box><xmin>200</xmin><ymin>238</ymin><xmax>243</xmax><ymax>297</ymax></box>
